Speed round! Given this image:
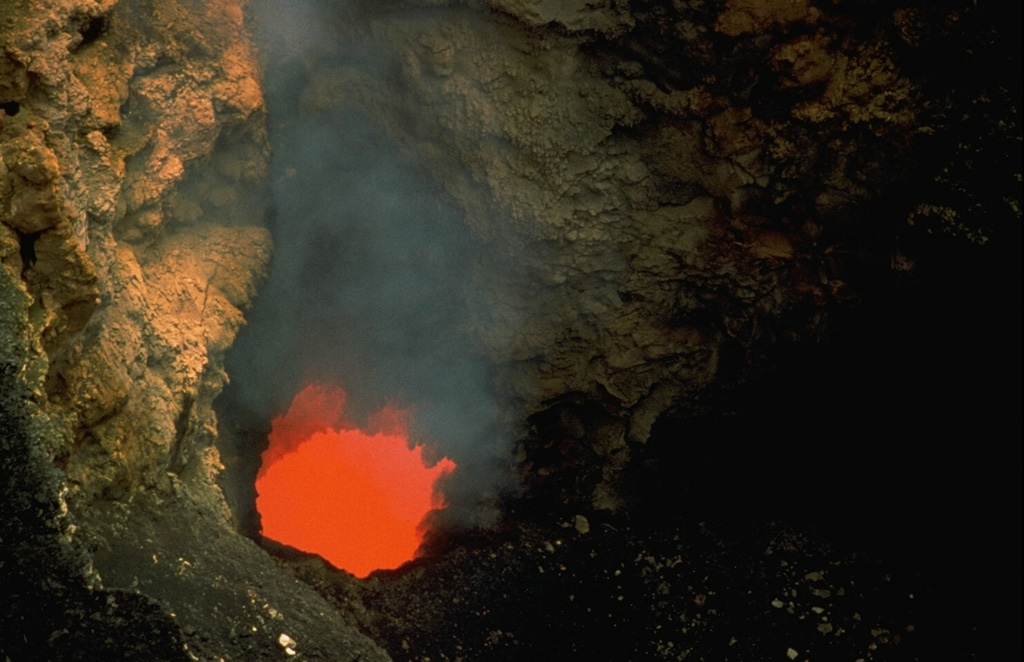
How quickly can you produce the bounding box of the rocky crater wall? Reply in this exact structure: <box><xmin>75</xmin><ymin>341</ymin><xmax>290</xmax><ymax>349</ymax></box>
<box><xmin>229</xmin><ymin>0</ymin><xmax>1020</xmax><ymax>517</ymax></box>
<box><xmin>1</xmin><ymin>0</ymin><xmax>271</xmax><ymax>503</ymax></box>
<box><xmin>1</xmin><ymin>0</ymin><xmax>1019</xmax><ymax>659</ymax></box>
<box><xmin>1</xmin><ymin>1</ymin><xmax>389</xmax><ymax>659</ymax></box>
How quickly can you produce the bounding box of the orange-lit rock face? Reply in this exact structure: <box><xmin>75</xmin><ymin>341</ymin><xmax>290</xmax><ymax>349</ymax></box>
<box><xmin>256</xmin><ymin>385</ymin><xmax>455</xmax><ymax>578</ymax></box>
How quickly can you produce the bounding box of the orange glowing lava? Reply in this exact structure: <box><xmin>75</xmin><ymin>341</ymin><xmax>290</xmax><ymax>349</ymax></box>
<box><xmin>255</xmin><ymin>384</ymin><xmax>455</xmax><ymax>577</ymax></box>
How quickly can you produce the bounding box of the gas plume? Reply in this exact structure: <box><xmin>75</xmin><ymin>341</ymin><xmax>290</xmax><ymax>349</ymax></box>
<box><xmin>217</xmin><ymin>0</ymin><xmax>514</xmax><ymax>536</ymax></box>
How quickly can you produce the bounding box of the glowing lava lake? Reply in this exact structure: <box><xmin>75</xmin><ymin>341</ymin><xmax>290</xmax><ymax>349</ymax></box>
<box><xmin>255</xmin><ymin>385</ymin><xmax>456</xmax><ymax>577</ymax></box>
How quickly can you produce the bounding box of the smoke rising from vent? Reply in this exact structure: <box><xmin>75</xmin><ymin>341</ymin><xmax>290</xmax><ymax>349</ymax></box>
<box><xmin>218</xmin><ymin>0</ymin><xmax>515</xmax><ymax>533</ymax></box>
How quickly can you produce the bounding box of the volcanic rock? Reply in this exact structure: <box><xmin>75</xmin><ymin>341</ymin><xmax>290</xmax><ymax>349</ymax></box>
<box><xmin>1</xmin><ymin>0</ymin><xmax>1019</xmax><ymax>660</ymax></box>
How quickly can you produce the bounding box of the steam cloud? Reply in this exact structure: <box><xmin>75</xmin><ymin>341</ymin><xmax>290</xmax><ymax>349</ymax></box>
<box><xmin>218</xmin><ymin>0</ymin><xmax>514</xmax><ymax>533</ymax></box>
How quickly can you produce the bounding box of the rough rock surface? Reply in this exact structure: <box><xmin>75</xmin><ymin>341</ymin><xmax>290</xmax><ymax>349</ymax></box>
<box><xmin>1</xmin><ymin>0</ymin><xmax>388</xmax><ymax>658</ymax></box>
<box><xmin>340</xmin><ymin>518</ymin><xmax>934</xmax><ymax>662</ymax></box>
<box><xmin>261</xmin><ymin>0</ymin><xmax>1020</xmax><ymax>510</ymax></box>
<box><xmin>1</xmin><ymin>0</ymin><xmax>1019</xmax><ymax>660</ymax></box>
<box><xmin>1</xmin><ymin>0</ymin><xmax>270</xmax><ymax>502</ymax></box>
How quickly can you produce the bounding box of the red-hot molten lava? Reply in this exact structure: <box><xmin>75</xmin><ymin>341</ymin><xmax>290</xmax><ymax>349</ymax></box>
<box><xmin>255</xmin><ymin>384</ymin><xmax>455</xmax><ymax>578</ymax></box>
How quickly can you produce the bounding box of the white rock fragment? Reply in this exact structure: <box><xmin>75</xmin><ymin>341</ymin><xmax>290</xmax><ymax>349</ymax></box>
<box><xmin>278</xmin><ymin>633</ymin><xmax>297</xmax><ymax>656</ymax></box>
<box><xmin>786</xmin><ymin>647</ymin><xmax>799</xmax><ymax>660</ymax></box>
<box><xmin>771</xmin><ymin>599</ymin><xmax>785</xmax><ymax>608</ymax></box>
<box><xmin>574</xmin><ymin>515</ymin><xmax>590</xmax><ymax>534</ymax></box>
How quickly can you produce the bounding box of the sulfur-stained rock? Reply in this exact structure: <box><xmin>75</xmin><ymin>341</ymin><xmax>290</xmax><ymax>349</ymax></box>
<box><xmin>0</xmin><ymin>0</ymin><xmax>275</xmax><ymax>496</ymax></box>
<box><xmin>1</xmin><ymin>1</ymin><xmax>388</xmax><ymax>659</ymax></box>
